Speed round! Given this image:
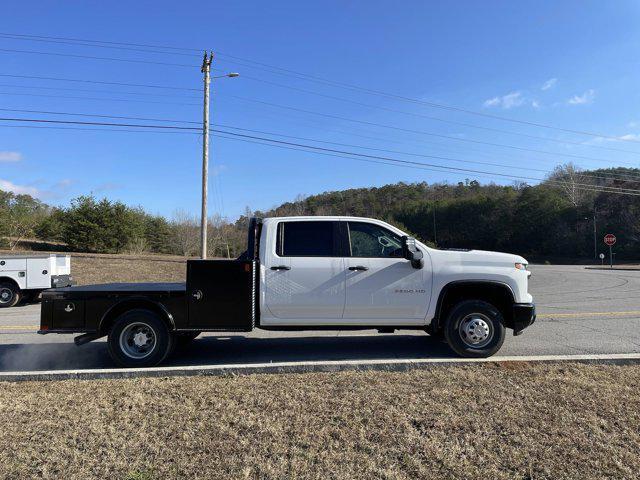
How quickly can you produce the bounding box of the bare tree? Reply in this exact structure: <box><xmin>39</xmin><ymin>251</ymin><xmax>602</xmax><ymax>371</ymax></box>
<box><xmin>293</xmin><ymin>194</ymin><xmax>308</xmax><ymax>215</ymax></box>
<box><xmin>169</xmin><ymin>209</ymin><xmax>199</xmax><ymax>256</ymax></box>
<box><xmin>549</xmin><ymin>163</ymin><xmax>593</xmax><ymax>207</ymax></box>
<box><xmin>207</xmin><ymin>213</ymin><xmax>229</xmax><ymax>258</ymax></box>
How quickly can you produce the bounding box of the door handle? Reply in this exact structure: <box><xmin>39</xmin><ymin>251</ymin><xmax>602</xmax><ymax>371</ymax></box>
<box><xmin>348</xmin><ymin>266</ymin><xmax>369</xmax><ymax>271</ymax></box>
<box><xmin>270</xmin><ymin>265</ymin><xmax>291</xmax><ymax>271</ymax></box>
<box><xmin>191</xmin><ymin>290</ymin><xmax>203</xmax><ymax>301</ymax></box>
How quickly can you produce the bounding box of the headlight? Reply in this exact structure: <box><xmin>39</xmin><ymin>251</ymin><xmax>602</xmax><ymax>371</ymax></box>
<box><xmin>515</xmin><ymin>263</ymin><xmax>527</xmax><ymax>270</ymax></box>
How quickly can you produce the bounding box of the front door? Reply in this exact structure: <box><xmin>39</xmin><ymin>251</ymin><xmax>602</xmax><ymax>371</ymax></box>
<box><xmin>343</xmin><ymin>221</ymin><xmax>431</xmax><ymax>322</ymax></box>
<box><xmin>263</xmin><ymin>220</ymin><xmax>345</xmax><ymax>321</ymax></box>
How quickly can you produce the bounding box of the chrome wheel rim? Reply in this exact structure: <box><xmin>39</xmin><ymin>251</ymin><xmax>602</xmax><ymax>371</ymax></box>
<box><xmin>119</xmin><ymin>322</ymin><xmax>157</xmax><ymax>359</ymax></box>
<box><xmin>459</xmin><ymin>313</ymin><xmax>493</xmax><ymax>348</ymax></box>
<box><xmin>0</xmin><ymin>288</ymin><xmax>13</xmax><ymax>305</ymax></box>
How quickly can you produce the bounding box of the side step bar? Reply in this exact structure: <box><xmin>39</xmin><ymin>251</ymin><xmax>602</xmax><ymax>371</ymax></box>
<box><xmin>74</xmin><ymin>332</ymin><xmax>104</xmax><ymax>346</ymax></box>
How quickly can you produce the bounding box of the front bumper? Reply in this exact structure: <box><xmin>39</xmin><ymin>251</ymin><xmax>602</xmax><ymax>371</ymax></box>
<box><xmin>512</xmin><ymin>303</ymin><xmax>536</xmax><ymax>336</ymax></box>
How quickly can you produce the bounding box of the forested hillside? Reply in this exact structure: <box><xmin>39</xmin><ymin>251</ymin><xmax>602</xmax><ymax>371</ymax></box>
<box><xmin>1</xmin><ymin>165</ymin><xmax>638</xmax><ymax>259</ymax></box>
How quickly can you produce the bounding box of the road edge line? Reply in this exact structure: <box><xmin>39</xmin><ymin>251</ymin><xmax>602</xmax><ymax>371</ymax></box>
<box><xmin>2</xmin><ymin>353</ymin><xmax>640</xmax><ymax>382</ymax></box>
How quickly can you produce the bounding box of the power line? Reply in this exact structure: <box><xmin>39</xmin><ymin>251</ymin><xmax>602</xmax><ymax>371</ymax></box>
<box><xmin>2</xmin><ymin>112</ymin><xmax>637</xmax><ymax>183</ymax></box>
<box><xmin>226</xmin><ymin>94</ymin><xmax>638</xmax><ymax>166</ymax></box>
<box><xmin>1</xmin><ymin>115</ymin><xmax>637</xmax><ymax>194</ymax></box>
<box><xmin>0</xmin><ymin>32</ymin><xmax>200</xmax><ymax>53</ymax></box>
<box><xmin>3</xmin><ymin>31</ymin><xmax>635</xmax><ymax>144</ymax></box>
<box><xmin>0</xmin><ymin>48</ymin><xmax>197</xmax><ymax>68</ymax></box>
<box><xmin>6</xmin><ymin>104</ymin><xmax>637</xmax><ymax>182</ymax></box>
<box><xmin>0</xmin><ymin>91</ymin><xmax>200</xmax><ymax>106</ymax></box>
<box><xmin>212</xmin><ymin>123</ymin><xmax>640</xmax><ymax>183</ymax></box>
<box><xmin>0</xmin><ymin>124</ymin><xmax>199</xmax><ymax>135</ymax></box>
<box><xmin>238</xmin><ymin>75</ymin><xmax>640</xmax><ymax>156</ymax></box>
<box><xmin>208</xmin><ymin>129</ymin><xmax>640</xmax><ymax>194</ymax></box>
<box><xmin>212</xmin><ymin>54</ymin><xmax>640</xmax><ymax>144</ymax></box>
<box><xmin>0</xmin><ymin>108</ymin><xmax>200</xmax><ymax>124</ymax></box>
<box><xmin>0</xmin><ymin>73</ymin><xmax>199</xmax><ymax>91</ymax></box>
<box><xmin>0</xmin><ymin>116</ymin><xmax>199</xmax><ymax>130</ymax></box>
<box><xmin>0</xmin><ymin>83</ymin><xmax>200</xmax><ymax>99</ymax></box>
<box><xmin>0</xmin><ymin>33</ymin><xmax>200</xmax><ymax>58</ymax></box>
<box><xmin>211</xmin><ymin>133</ymin><xmax>640</xmax><ymax>197</ymax></box>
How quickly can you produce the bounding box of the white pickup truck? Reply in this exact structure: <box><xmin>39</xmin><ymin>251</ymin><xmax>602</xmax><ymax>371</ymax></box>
<box><xmin>0</xmin><ymin>254</ymin><xmax>73</xmax><ymax>307</ymax></box>
<box><xmin>39</xmin><ymin>216</ymin><xmax>535</xmax><ymax>367</ymax></box>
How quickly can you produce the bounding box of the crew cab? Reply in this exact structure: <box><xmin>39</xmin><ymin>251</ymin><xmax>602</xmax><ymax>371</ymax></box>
<box><xmin>39</xmin><ymin>216</ymin><xmax>535</xmax><ymax>367</ymax></box>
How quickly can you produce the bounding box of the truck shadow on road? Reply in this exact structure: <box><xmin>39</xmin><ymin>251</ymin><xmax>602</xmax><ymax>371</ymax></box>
<box><xmin>0</xmin><ymin>334</ymin><xmax>457</xmax><ymax>372</ymax></box>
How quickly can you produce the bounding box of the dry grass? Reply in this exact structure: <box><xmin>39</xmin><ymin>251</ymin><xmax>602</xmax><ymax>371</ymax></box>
<box><xmin>1</xmin><ymin>363</ymin><xmax>639</xmax><ymax>479</ymax></box>
<box><xmin>70</xmin><ymin>254</ymin><xmax>188</xmax><ymax>285</ymax></box>
<box><xmin>0</xmin><ymin>249</ymin><xmax>190</xmax><ymax>285</ymax></box>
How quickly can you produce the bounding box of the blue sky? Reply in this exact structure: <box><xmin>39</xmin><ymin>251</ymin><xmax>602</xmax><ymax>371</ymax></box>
<box><xmin>1</xmin><ymin>0</ymin><xmax>640</xmax><ymax>220</ymax></box>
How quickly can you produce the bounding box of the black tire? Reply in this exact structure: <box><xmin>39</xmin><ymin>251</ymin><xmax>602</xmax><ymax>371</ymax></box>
<box><xmin>0</xmin><ymin>282</ymin><xmax>21</xmax><ymax>308</ymax></box>
<box><xmin>444</xmin><ymin>300</ymin><xmax>506</xmax><ymax>358</ymax></box>
<box><xmin>107</xmin><ymin>309</ymin><xmax>174</xmax><ymax>368</ymax></box>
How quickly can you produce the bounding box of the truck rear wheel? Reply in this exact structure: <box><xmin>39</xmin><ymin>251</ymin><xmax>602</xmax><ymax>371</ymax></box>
<box><xmin>444</xmin><ymin>300</ymin><xmax>505</xmax><ymax>358</ymax></box>
<box><xmin>107</xmin><ymin>309</ymin><xmax>174</xmax><ymax>367</ymax></box>
<box><xmin>0</xmin><ymin>282</ymin><xmax>21</xmax><ymax>308</ymax></box>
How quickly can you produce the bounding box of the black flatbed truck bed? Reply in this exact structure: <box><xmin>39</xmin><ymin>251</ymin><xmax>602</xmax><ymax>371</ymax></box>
<box><xmin>39</xmin><ymin>259</ymin><xmax>258</xmax><ymax>337</ymax></box>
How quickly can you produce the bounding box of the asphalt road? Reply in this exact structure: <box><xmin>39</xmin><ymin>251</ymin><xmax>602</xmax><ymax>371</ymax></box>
<box><xmin>1</xmin><ymin>265</ymin><xmax>639</xmax><ymax>372</ymax></box>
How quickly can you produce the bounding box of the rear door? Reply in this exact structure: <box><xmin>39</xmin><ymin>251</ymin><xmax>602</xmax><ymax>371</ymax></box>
<box><xmin>263</xmin><ymin>220</ymin><xmax>345</xmax><ymax>320</ymax></box>
<box><xmin>343</xmin><ymin>221</ymin><xmax>431</xmax><ymax>322</ymax></box>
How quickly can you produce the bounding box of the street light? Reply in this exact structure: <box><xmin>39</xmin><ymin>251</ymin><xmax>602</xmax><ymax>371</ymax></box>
<box><xmin>213</xmin><ymin>72</ymin><xmax>240</xmax><ymax>79</ymax></box>
<box><xmin>584</xmin><ymin>212</ymin><xmax>597</xmax><ymax>261</ymax></box>
<box><xmin>200</xmin><ymin>51</ymin><xmax>239</xmax><ymax>259</ymax></box>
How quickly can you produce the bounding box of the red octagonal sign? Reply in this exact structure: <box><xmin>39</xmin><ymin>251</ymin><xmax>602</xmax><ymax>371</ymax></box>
<box><xmin>604</xmin><ymin>234</ymin><xmax>616</xmax><ymax>246</ymax></box>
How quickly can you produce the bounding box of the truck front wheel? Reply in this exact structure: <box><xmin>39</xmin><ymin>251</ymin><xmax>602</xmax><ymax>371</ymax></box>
<box><xmin>107</xmin><ymin>309</ymin><xmax>174</xmax><ymax>367</ymax></box>
<box><xmin>0</xmin><ymin>282</ymin><xmax>21</xmax><ymax>308</ymax></box>
<box><xmin>444</xmin><ymin>300</ymin><xmax>505</xmax><ymax>358</ymax></box>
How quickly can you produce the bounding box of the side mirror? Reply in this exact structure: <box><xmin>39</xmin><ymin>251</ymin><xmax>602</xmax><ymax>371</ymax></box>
<box><xmin>402</xmin><ymin>236</ymin><xmax>424</xmax><ymax>269</ymax></box>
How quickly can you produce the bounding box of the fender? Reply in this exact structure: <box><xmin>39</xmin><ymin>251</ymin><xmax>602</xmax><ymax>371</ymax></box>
<box><xmin>431</xmin><ymin>280</ymin><xmax>515</xmax><ymax>332</ymax></box>
<box><xmin>98</xmin><ymin>296</ymin><xmax>176</xmax><ymax>334</ymax></box>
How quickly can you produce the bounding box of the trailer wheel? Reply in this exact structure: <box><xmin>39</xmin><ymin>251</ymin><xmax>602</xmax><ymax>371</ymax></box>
<box><xmin>0</xmin><ymin>282</ymin><xmax>21</xmax><ymax>308</ymax></box>
<box><xmin>444</xmin><ymin>300</ymin><xmax>505</xmax><ymax>358</ymax></box>
<box><xmin>107</xmin><ymin>309</ymin><xmax>174</xmax><ymax>367</ymax></box>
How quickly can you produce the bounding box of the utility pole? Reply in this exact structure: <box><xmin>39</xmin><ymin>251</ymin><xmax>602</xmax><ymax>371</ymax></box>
<box><xmin>200</xmin><ymin>51</ymin><xmax>213</xmax><ymax>259</ymax></box>
<box><xmin>593</xmin><ymin>209</ymin><xmax>597</xmax><ymax>260</ymax></box>
<box><xmin>433</xmin><ymin>201</ymin><xmax>437</xmax><ymax>245</ymax></box>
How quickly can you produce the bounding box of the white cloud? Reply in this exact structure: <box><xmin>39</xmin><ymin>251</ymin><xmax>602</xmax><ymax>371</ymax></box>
<box><xmin>584</xmin><ymin>132</ymin><xmax>640</xmax><ymax>145</ymax></box>
<box><xmin>618</xmin><ymin>133</ymin><xmax>640</xmax><ymax>141</ymax></box>
<box><xmin>541</xmin><ymin>78</ymin><xmax>557</xmax><ymax>90</ymax></box>
<box><xmin>483</xmin><ymin>97</ymin><xmax>501</xmax><ymax>107</ymax></box>
<box><xmin>628</xmin><ymin>121</ymin><xmax>639</xmax><ymax>128</ymax></box>
<box><xmin>567</xmin><ymin>89</ymin><xmax>595</xmax><ymax>105</ymax></box>
<box><xmin>531</xmin><ymin>99</ymin><xmax>540</xmax><ymax>109</ymax></box>
<box><xmin>0</xmin><ymin>151</ymin><xmax>22</xmax><ymax>163</ymax></box>
<box><xmin>54</xmin><ymin>179</ymin><xmax>73</xmax><ymax>189</ymax></box>
<box><xmin>0</xmin><ymin>179</ymin><xmax>40</xmax><ymax>196</ymax></box>
<box><xmin>483</xmin><ymin>91</ymin><xmax>525</xmax><ymax>109</ymax></box>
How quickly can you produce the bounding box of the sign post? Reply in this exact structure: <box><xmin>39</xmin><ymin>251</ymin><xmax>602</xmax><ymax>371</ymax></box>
<box><xmin>599</xmin><ymin>252</ymin><xmax>605</xmax><ymax>266</ymax></box>
<box><xmin>604</xmin><ymin>234</ymin><xmax>616</xmax><ymax>268</ymax></box>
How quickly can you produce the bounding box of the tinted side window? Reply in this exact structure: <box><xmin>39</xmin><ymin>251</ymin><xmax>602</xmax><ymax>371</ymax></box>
<box><xmin>348</xmin><ymin>222</ymin><xmax>403</xmax><ymax>258</ymax></box>
<box><xmin>277</xmin><ymin>221</ymin><xmax>336</xmax><ymax>257</ymax></box>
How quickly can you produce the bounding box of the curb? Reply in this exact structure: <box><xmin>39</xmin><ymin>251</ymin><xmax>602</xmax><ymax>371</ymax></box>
<box><xmin>585</xmin><ymin>266</ymin><xmax>640</xmax><ymax>271</ymax></box>
<box><xmin>2</xmin><ymin>353</ymin><xmax>640</xmax><ymax>382</ymax></box>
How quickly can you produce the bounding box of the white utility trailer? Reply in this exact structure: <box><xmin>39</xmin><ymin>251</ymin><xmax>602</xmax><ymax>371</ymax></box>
<box><xmin>0</xmin><ymin>254</ymin><xmax>73</xmax><ymax>308</ymax></box>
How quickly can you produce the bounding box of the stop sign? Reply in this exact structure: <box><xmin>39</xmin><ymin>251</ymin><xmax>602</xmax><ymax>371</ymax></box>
<box><xmin>604</xmin><ymin>234</ymin><xmax>616</xmax><ymax>246</ymax></box>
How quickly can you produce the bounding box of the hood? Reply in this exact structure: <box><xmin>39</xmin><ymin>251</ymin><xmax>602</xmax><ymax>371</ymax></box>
<box><xmin>433</xmin><ymin>248</ymin><xmax>527</xmax><ymax>267</ymax></box>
